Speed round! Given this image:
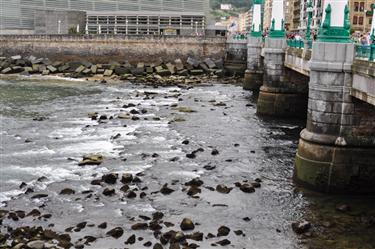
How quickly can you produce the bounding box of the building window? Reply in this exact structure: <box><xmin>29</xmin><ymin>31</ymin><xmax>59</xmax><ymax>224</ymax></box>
<box><xmin>359</xmin><ymin>2</ymin><xmax>365</xmax><ymax>11</ymax></box>
<box><xmin>358</xmin><ymin>16</ymin><xmax>364</xmax><ymax>25</ymax></box>
<box><xmin>370</xmin><ymin>18</ymin><xmax>372</xmax><ymax>25</ymax></box>
<box><xmin>353</xmin><ymin>16</ymin><xmax>358</xmax><ymax>24</ymax></box>
<box><xmin>354</xmin><ymin>2</ymin><xmax>359</xmax><ymax>11</ymax></box>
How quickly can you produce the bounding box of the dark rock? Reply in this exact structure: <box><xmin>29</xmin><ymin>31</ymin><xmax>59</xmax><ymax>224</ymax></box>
<box><xmin>121</xmin><ymin>173</ymin><xmax>133</xmax><ymax>184</ymax></box>
<box><xmin>182</xmin><ymin>140</ymin><xmax>189</xmax><ymax>145</ymax></box>
<box><xmin>203</xmin><ymin>164</ymin><xmax>216</xmax><ymax>170</ymax></box>
<box><xmin>131</xmin><ymin>223</ymin><xmax>148</xmax><ymax>230</ymax></box>
<box><xmin>140</xmin><ymin>192</ymin><xmax>147</xmax><ymax>198</ymax></box>
<box><xmin>206</xmin><ymin>233</ymin><xmax>216</xmax><ymax>239</ymax></box>
<box><xmin>78</xmin><ymin>154</ymin><xmax>103</xmax><ymax>166</ymax></box>
<box><xmin>102</xmin><ymin>188</ymin><xmax>115</xmax><ymax>196</ymax></box>
<box><xmin>216</xmin><ymin>185</ymin><xmax>232</xmax><ymax>194</ymax></box>
<box><xmin>185</xmin><ymin>178</ymin><xmax>203</xmax><ymax>187</ymax></box>
<box><xmin>120</xmin><ymin>185</ymin><xmax>130</xmax><ymax>192</ymax></box>
<box><xmin>76</xmin><ymin>222</ymin><xmax>87</xmax><ymax>229</ymax></box>
<box><xmin>152</xmin><ymin>212</ymin><xmax>164</xmax><ymax>220</ymax></box>
<box><xmin>91</xmin><ymin>179</ymin><xmax>102</xmax><ymax>185</ymax></box>
<box><xmin>125</xmin><ymin>234</ymin><xmax>136</xmax><ymax>244</ymax></box>
<box><xmin>101</xmin><ymin>173</ymin><xmax>118</xmax><ymax>184</ymax></box>
<box><xmin>126</xmin><ymin>190</ymin><xmax>137</xmax><ymax>198</ymax></box>
<box><xmin>106</xmin><ymin>227</ymin><xmax>124</xmax><ymax>238</ymax></box>
<box><xmin>160</xmin><ymin>184</ymin><xmax>174</xmax><ymax>195</ymax></box>
<box><xmin>59</xmin><ymin>188</ymin><xmax>75</xmax><ymax>195</ymax></box>
<box><xmin>187</xmin><ymin>186</ymin><xmax>201</xmax><ymax>196</ymax></box>
<box><xmin>186</xmin><ymin>153</ymin><xmax>196</xmax><ymax>159</ymax></box>
<box><xmin>19</xmin><ymin>182</ymin><xmax>27</xmax><ymax>188</ymax></box>
<box><xmin>292</xmin><ymin>221</ymin><xmax>311</xmax><ymax>234</ymax></box>
<box><xmin>336</xmin><ymin>204</ymin><xmax>351</xmax><ymax>212</ymax></box>
<box><xmin>216</xmin><ymin>239</ymin><xmax>231</xmax><ymax>246</ymax></box>
<box><xmin>234</xmin><ymin>230</ymin><xmax>243</xmax><ymax>236</ymax></box>
<box><xmin>217</xmin><ymin>226</ymin><xmax>230</xmax><ymax>236</ymax></box>
<box><xmin>211</xmin><ymin>149</ymin><xmax>219</xmax><ymax>155</ymax></box>
<box><xmin>98</xmin><ymin>222</ymin><xmax>107</xmax><ymax>229</ymax></box>
<box><xmin>26</xmin><ymin>209</ymin><xmax>41</xmax><ymax>217</ymax></box>
<box><xmin>186</xmin><ymin>232</ymin><xmax>203</xmax><ymax>241</ymax></box>
<box><xmin>144</xmin><ymin>241</ymin><xmax>152</xmax><ymax>247</ymax></box>
<box><xmin>240</xmin><ymin>184</ymin><xmax>255</xmax><ymax>193</ymax></box>
<box><xmin>180</xmin><ymin>218</ymin><xmax>195</xmax><ymax>231</ymax></box>
<box><xmin>153</xmin><ymin>243</ymin><xmax>163</xmax><ymax>249</ymax></box>
<box><xmin>31</xmin><ymin>194</ymin><xmax>48</xmax><ymax>199</ymax></box>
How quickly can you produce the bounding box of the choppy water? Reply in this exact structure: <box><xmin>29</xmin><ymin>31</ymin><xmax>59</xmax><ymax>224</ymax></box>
<box><xmin>0</xmin><ymin>76</ymin><xmax>374</xmax><ymax>249</ymax></box>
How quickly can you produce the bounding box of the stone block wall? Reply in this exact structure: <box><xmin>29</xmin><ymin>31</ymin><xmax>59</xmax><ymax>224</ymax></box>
<box><xmin>0</xmin><ymin>35</ymin><xmax>226</xmax><ymax>64</ymax></box>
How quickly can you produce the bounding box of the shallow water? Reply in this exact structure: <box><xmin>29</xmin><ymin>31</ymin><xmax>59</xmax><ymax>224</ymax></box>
<box><xmin>0</xmin><ymin>76</ymin><xmax>374</xmax><ymax>249</ymax></box>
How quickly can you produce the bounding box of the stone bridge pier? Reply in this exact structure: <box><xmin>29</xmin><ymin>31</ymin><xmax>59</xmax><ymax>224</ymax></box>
<box><xmin>243</xmin><ymin>37</ymin><xmax>263</xmax><ymax>91</ymax></box>
<box><xmin>295</xmin><ymin>42</ymin><xmax>375</xmax><ymax>194</ymax></box>
<box><xmin>256</xmin><ymin>38</ymin><xmax>308</xmax><ymax>117</ymax></box>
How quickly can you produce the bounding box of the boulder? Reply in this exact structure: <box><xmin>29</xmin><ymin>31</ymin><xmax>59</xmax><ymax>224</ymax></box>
<box><xmin>47</xmin><ymin>65</ymin><xmax>57</xmax><ymax>73</ymax></box>
<box><xmin>78</xmin><ymin>154</ymin><xmax>103</xmax><ymax>166</ymax></box>
<box><xmin>58</xmin><ymin>64</ymin><xmax>70</xmax><ymax>72</ymax></box>
<box><xmin>187</xmin><ymin>57</ymin><xmax>199</xmax><ymax>67</ymax></box>
<box><xmin>1</xmin><ymin>67</ymin><xmax>12</xmax><ymax>74</ymax></box>
<box><xmin>180</xmin><ymin>218</ymin><xmax>195</xmax><ymax>231</ymax></box>
<box><xmin>190</xmin><ymin>69</ymin><xmax>204</xmax><ymax>75</ymax></box>
<box><xmin>114</xmin><ymin>67</ymin><xmax>129</xmax><ymax>75</ymax></box>
<box><xmin>204</xmin><ymin>58</ymin><xmax>217</xmax><ymax>69</ymax></box>
<box><xmin>26</xmin><ymin>240</ymin><xmax>45</xmax><ymax>249</ymax></box>
<box><xmin>166</xmin><ymin>63</ymin><xmax>176</xmax><ymax>74</ymax></box>
<box><xmin>103</xmin><ymin>69</ymin><xmax>113</xmax><ymax>76</ymax></box>
<box><xmin>75</xmin><ymin>65</ymin><xmax>86</xmax><ymax>73</ymax></box>
<box><xmin>42</xmin><ymin>70</ymin><xmax>50</xmax><ymax>75</ymax></box>
<box><xmin>174</xmin><ymin>59</ymin><xmax>185</xmax><ymax>71</ymax></box>
<box><xmin>11</xmin><ymin>55</ymin><xmax>22</xmax><ymax>60</ymax></box>
<box><xmin>90</xmin><ymin>65</ymin><xmax>98</xmax><ymax>74</ymax></box>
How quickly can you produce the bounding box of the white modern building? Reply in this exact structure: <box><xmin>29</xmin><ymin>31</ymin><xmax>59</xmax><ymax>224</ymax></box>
<box><xmin>0</xmin><ymin>0</ymin><xmax>210</xmax><ymax>35</ymax></box>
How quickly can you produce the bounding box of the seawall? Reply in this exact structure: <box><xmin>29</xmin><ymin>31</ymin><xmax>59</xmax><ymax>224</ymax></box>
<box><xmin>0</xmin><ymin>35</ymin><xmax>226</xmax><ymax>64</ymax></box>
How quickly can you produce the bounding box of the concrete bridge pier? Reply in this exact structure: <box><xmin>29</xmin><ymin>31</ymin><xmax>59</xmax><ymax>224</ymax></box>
<box><xmin>295</xmin><ymin>41</ymin><xmax>375</xmax><ymax>194</ymax></box>
<box><xmin>256</xmin><ymin>38</ymin><xmax>308</xmax><ymax>117</ymax></box>
<box><xmin>243</xmin><ymin>37</ymin><xmax>263</xmax><ymax>91</ymax></box>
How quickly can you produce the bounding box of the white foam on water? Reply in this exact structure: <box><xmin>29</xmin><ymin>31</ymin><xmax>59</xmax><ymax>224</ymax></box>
<box><xmin>57</xmin><ymin>140</ymin><xmax>116</xmax><ymax>155</ymax></box>
<box><xmin>6</xmin><ymin>146</ymin><xmax>56</xmax><ymax>156</ymax></box>
<box><xmin>0</xmin><ymin>189</ymin><xmax>24</xmax><ymax>205</ymax></box>
<box><xmin>129</xmin><ymin>203</ymin><xmax>156</xmax><ymax>212</ymax></box>
<box><xmin>168</xmin><ymin>170</ymin><xmax>203</xmax><ymax>178</ymax></box>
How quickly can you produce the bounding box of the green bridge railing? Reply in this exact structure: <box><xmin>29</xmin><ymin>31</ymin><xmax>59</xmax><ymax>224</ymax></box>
<box><xmin>286</xmin><ymin>39</ymin><xmax>312</xmax><ymax>50</ymax></box>
<box><xmin>355</xmin><ymin>44</ymin><xmax>375</xmax><ymax>61</ymax></box>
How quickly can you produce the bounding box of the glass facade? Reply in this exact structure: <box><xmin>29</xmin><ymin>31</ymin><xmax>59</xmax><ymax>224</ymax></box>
<box><xmin>0</xmin><ymin>0</ymin><xmax>209</xmax><ymax>32</ymax></box>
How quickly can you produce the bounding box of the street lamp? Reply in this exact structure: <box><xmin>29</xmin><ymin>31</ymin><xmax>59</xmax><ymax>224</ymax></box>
<box><xmin>305</xmin><ymin>0</ymin><xmax>313</xmax><ymax>41</ymax></box>
<box><xmin>250</xmin><ymin>0</ymin><xmax>263</xmax><ymax>37</ymax></box>
<box><xmin>58</xmin><ymin>20</ymin><xmax>61</xmax><ymax>34</ymax></box>
<box><xmin>269</xmin><ymin>0</ymin><xmax>285</xmax><ymax>38</ymax></box>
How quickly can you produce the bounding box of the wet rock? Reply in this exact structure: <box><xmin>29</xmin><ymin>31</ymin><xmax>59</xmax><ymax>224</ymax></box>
<box><xmin>187</xmin><ymin>186</ymin><xmax>201</xmax><ymax>196</ymax></box>
<box><xmin>101</xmin><ymin>173</ymin><xmax>118</xmax><ymax>184</ymax></box>
<box><xmin>31</xmin><ymin>194</ymin><xmax>48</xmax><ymax>199</ymax></box>
<box><xmin>149</xmin><ymin>221</ymin><xmax>163</xmax><ymax>231</ymax></box>
<box><xmin>203</xmin><ymin>164</ymin><xmax>216</xmax><ymax>170</ymax></box>
<box><xmin>216</xmin><ymin>239</ymin><xmax>231</xmax><ymax>246</ymax></box>
<box><xmin>180</xmin><ymin>218</ymin><xmax>195</xmax><ymax>231</ymax></box>
<box><xmin>125</xmin><ymin>234</ymin><xmax>136</xmax><ymax>244</ymax></box>
<box><xmin>121</xmin><ymin>173</ymin><xmax>133</xmax><ymax>184</ymax></box>
<box><xmin>126</xmin><ymin>190</ymin><xmax>137</xmax><ymax>198</ymax></box>
<box><xmin>98</xmin><ymin>222</ymin><xmax>107</xmax><ymax>229</ymax></box>
<box><xmin>243</xmin><ymin>217</ymin><xmax>251</xmax><ymax>222</ymax></box>
<box><xmin>26</xmin><ymin>240</ymin><xmax>45</xmax><ymax>249</ymax></box>
<box><xmin>106</xmin><ymin>227</ymin><xmax>124</xmax><ymax>239</ymax></box>
<box><xmin>59</xmin><ymin>188</ymin><xmax>75</xmax><ymax>195</ymax></box>
<box><xmin>144</xmin><ymin>241</ymin><xmax>152</xmax><ymax>247</ymax></box>
<box><xmin>234</xmin><ymin>230</ymin><xmax>243</xmax><ymax>236</ymax></box>
<box><xmin>19</xmin><ymin>182</ymin><xmax>27</xmax><ymax>188</ymax></box>
<box><xmin>186</xmin><ymin>153</ymin><xmax>196</xmax><ymax>159</ymax></box>
<box><xmin>217</xmin><ymin>226</ymin><xmax>230</xmax><ymax>236</ymax></box>
<box><xmin>254</xmin><ymin>178</ymin><xmax>262</xmax><ymax>183</ymax></box>
<box><xmin>132</xmin><ymin>176</ymin><xmax>142</xmax><ymax>183</ymax></box>
<box><xmin>169</xmin><ymin>243</ymin><xmax>180</xmax><ymax>249</ymax></box>
<box><xmin>182</xmin><ymin>140</ymin><xmax>189</xmax><ymax>145</ymax></box>
<box><xmin>239</xmin><ymin>184</ymin><xmax>255</xmax><ymax>193</ymax></box>
<box><xmin>216</xmin><ymin>185</ymin><xmax>232</xmax><ymax>194</ymax></box>
<box><xmin>99</xmin><ymin>115</ymin><xmax>107</xmax><ymax>120</ymax></box>
<box><xmin>186</xmin><ymin>232</ymin><xmax>203</xmax><ymax>241</ymax></box>
<box><xmin>140</xmin><ymin>192</ymin><xmax>147</xmax><ymax>198</ymax></box>
<box><xmin>251</xmin><ymin>182</ymin><xmax>261</xmax><ymax>188</ymax></box>
<box><xmin>26</xmin><ymin>209</ymin><xmax>41</xmax><ymax>217</ymax></box>
<box><xmin>292</xmin><ymin>221</ymin><xmax>311</xmax><ymax>234</ymax></box>
<box><xmin>211</xmin><ymin>149</ymin><xmax>219</xmax><ymax>155</ymax></box>
<box><xmin>76</xmin><ymin>222</ymin><xmax>87</xmax><ymax>229</ymax></box>
<box><xmin>102</xmin><ymin>188</ymin><xmax>115</xmax><ymax>196</ymax></box>
<box><xmin>152</xmin><ymin>212</ymin><xmax>164</xmax><ymax>220</ymax></box>
<box><xmin>131</xmin><ymin>223</ymin><xmax>148</xmax><ymax>230</ymax></box>
<box><xmin>185</xmin><ymin>178</ymin><xmax>203</xmax><ymax>187</ymax></box>
<box><xmin>120</xmin><ymin>185</ymin><xmax>130</xmax><ymax>192</ymax></box>
<box><xmin>91</xmin><ymin>179</ymin><xmax>102</xmax><ymax>185</ymax></box>
<box><xmin>78</xmin><ymin>154</ymin><xmax>103</xmax><ymax>166</ymax></box>
<box><xmin>336</xmin><ymin>204</ymin><xmax>351</xmax><ymax>212</ymax></box>
<box><xmin>176</xmin><ymin>107</ymin><xmax>196</xmax><ymax>113</ymax></box>
<box><xmin>153</xmin><ymin>243</ymin><xmax>163</xmax><ymax>249</ymax></box>
<box><xmin>160</xmin><ymin>184</ymin><xmax>174</xmax><ymax>195</ymax></box>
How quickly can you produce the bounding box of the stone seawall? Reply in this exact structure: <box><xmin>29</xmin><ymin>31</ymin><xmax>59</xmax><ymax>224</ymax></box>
<box><xmin>0</xmin><ymin>35</ymin><xmax>226</xmax><ymax>63</ymax></box>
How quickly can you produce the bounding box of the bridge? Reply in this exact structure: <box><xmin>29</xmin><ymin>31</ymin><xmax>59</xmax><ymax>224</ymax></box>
<box><xmin>225</xmin><ymin>0</ymin><xmax>375</xmax><ymax>194</ymax></box>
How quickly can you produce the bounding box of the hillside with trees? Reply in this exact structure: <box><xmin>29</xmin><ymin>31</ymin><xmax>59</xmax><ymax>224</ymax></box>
<box><xmin>210</xmin><ymin>0</ymin><xmax>252</xmax><ymax>21</ymax></box>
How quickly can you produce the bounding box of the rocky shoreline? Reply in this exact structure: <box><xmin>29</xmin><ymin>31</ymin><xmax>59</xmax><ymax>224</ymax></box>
<box><xmin>0</xmin><ymin>55</ymin><xmax>239</xmax><ymax>86</ymax></box>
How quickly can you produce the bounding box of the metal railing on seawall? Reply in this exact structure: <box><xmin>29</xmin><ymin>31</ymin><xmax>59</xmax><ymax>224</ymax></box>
<box><xmin>355</xmin><ymin>44</ymin><xmax>375</xmax><ymax>61</ymax></box>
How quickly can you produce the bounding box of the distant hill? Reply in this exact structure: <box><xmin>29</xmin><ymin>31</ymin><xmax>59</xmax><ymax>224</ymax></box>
<box><xmin>210</xmin><ymin>0</ymin><xmax>252</xmax><ymax>10</ymax></box>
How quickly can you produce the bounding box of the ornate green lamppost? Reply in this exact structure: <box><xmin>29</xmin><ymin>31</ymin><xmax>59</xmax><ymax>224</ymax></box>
<box><xmin>317</xmin><ymin>0</ymin><xmax>351</xmax><ymax>42</ymax></box>
<box><xmin>305</xmin><ymin>0</ymin><xmax>313</xmax><ymax>41</ymax></box>
<box><xmin>250</xmin><ymin>0</ymin><xmax>263</xmax><ymax>37</ymax></box>
<box><xmin>268</xmin><ymin>0</ymin><xmax>285</xmax><ymax>38</ymax></box>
